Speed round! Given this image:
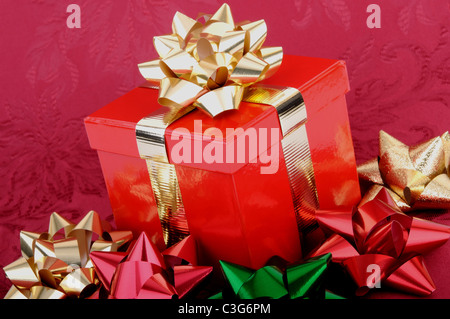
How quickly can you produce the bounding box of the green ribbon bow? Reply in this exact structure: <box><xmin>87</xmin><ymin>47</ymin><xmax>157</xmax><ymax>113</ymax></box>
<box><xmin>210</xmin><ymin>253</ymin><xmax>343</xmax><ymax>299</ymax></box>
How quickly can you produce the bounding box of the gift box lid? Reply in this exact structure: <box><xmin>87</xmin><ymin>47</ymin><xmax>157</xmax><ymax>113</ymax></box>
<box><xmin>85</xmin><ymin>55</ymin><xmax>350</xmax><ymax>169</ymax></box>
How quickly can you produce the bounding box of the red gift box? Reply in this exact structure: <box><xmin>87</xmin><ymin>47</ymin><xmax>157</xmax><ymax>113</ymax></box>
<box><xmin>84</xmin><ymin>54</ymin><xmax>360</xmax><ymax>270</ymax></box>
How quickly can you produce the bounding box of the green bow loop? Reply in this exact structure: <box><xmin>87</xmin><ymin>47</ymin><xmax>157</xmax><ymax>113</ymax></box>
<box><xmin>286</xmin><ymin>254</ymin><xmax>331</xmax><ymax>299</ymax></box>
<box><xmin>222</xmin><ymin>262</ymin><xmax>287</xmax><ymax>299</ymax></box>
<box><xmin>212</xmin><ymin>254</ymin><xmax>341</xmax><ymax>299</ymax></box>
<box><xmin>324</xmin><ymin>290</ymin><xmax>346</xmax><ymax>299</ymax></box>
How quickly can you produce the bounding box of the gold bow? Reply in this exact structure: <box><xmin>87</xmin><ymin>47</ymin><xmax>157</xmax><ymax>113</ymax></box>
<box><xmin>3</xmin><ymin>211</ymin><xmax>132</xmax><ymax>299</ymax></box>
<box><xmin>358</xmin><ymin>130</ymin><xmax>450</xmax><ymax>212</ymax></box>
<box><xmin>138</xmin><ymin>3</ymin><xmax>283</xmax><ymax>120</ymax></box>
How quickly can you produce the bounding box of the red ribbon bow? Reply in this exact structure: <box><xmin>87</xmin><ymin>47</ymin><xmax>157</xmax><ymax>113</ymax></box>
<box><xmin>89</xmin><ymin>232</ymin><xmax>212</xmax><ymax>299</ymax></box>
<box><xmin>309</xmin><ymin>186</ymin><xmax>450</xmax><ymax>296</ymax></box>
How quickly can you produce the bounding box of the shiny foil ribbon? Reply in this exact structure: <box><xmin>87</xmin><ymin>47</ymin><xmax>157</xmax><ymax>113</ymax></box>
<box><xmin>3</xmin><ymin>211</ymin><xmax>133</xmax><ymax>299</ymax></box>
<box><xmin>136</xmin><ymin>4</ymin><xmax>318</xmax><ymax>246</ymax></box>
<box><xmin>89</xmin><ymin>232</ymin><xmax>212</xmax><ymax>299</ymax></box>
<box><xmin>136</xmin><ymin>108</ymin><xmax>191</xmax><ymax>247</ymax></box>
<box><xmin>358</xmin><ymin>130</ymin><xmax>450</xmax><ymax>212</ymax></box>
<box><xmin>209</xmin><ymin>253</ymin><xmax>343</xmax><ymax>299</ymax></box>
<box><xmin>309</xmin><ymin>186</ymin><xmax>450</xmax><ymax>296</ymax></box>
<box><xmin>138</xmin><ymin>3</ymin><xmax>283</xmax><ymax>119</ymax></box>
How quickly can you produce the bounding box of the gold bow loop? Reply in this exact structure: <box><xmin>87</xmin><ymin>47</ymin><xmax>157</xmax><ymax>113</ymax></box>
<box><xmin>138</xmin><ymin>3</ymin><xmax>283</xmax><ymax>120</ymax></box>
<box><xmin>358</xmin><ymin>130</ymin><xmax>450</xmax><ymax>211</ymax></box>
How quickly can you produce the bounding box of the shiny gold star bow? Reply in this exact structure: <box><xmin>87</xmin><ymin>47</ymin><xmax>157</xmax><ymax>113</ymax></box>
<box><xmin>358</xmin><ymin>130</ymin><xmax>450</xmax><ymax>212</ymax></box>
<box><xmin>3</xmin><ymin>211</ymin><xmax>132</xmax><ymax>299</ymax></box>
<box><xmin>138</xmin><ymin>3</ymin><xmax>283</xmax><ymax>120</ymax></box>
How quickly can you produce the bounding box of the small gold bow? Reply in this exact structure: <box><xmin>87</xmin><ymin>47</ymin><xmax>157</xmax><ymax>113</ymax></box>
<box><xmin>138</xmin><ymin>3</ymin><xmax>283</xmax><ymax>120</ymax></box>
<box><xmin>358</xmin><ymin>130</ymin><xmax>450</xmax><ymax>212</ymax></box>
<box><xmin>3</xmin><ymin>211</ymin><xmax>133</xmax><ymax>299</ymax></box>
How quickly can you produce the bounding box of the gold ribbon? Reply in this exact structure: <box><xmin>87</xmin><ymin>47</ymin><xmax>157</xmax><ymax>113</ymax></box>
<box><xmin>3</xmin><ymin>211</ymin><xmax>132</xmax><ymax>299</ymax></box>
<box><xmin>358</xmin><ymin>130</ymin><xmax>450</xmax><ymax>211</ymax></box>
<box><xmin>138</xmin><ymin>3</ymin><xmax>283</xmax><ymax>120</ymax></box>
<box><xmin>243</xmin><ymin>85</ymin><xmax>319</xmax><ymax>231</ymax></box>
<box><xmin>136</xmin><ymin>108</ymin><xmax>190</xmax><ymax>247</ymax></box>
<box><xmin>136</xmin><ymin>4</ymin><xmax>319</xmax><ymax>247</ymax></box>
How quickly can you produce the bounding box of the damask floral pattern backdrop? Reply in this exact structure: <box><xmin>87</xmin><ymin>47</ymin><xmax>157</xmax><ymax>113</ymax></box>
<box><xmin>0</xmin><ymin>0</ymin><xmax>449</xmax><ymax>298</ymax></box>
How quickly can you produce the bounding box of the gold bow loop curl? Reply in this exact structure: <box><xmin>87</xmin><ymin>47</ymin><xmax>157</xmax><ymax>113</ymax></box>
<box><xmin>3</xmin><ymin>211</ymin><xmax>132</xmax><ymax>299</ymax></box>
<box><xmin>138</xmin><ymin>3</ymin><xmax>283</xmax><ymax>120</ymax></box>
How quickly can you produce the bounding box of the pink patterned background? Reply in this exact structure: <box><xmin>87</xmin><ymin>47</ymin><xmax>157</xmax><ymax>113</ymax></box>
<box><xmin>1</xmin><ymin>0</ymin><xmax>449</xmax><ymax>299</ymax></box>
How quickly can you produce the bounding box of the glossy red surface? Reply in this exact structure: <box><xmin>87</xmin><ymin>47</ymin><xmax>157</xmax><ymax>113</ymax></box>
<box><xmin>2</xmin><ymin>1</ymin><xmax>449</xmax><ymax>300</ymax></box>
<box><xmin>173</xmin><ymin>141</ymin><xmax>300</xmax><ymax>270</ymax></box>
<box><xmin>96</xmin><ymin>150</ymin><xmax>166</xmax><ymax>251</ymax></box>
<box><xmin>84</xmin><ymin>54</ymin><xmax>361</xmax><ymax>270</ymax></box>
<box><xmin>264</xmin><ymin>55</ymin><xmax>361</xmax><ymax>209</ymax></box>
<box><xmin>165</xmin><ymin>102</ymin><xmax>279</xmax><ymax>174</ymax></box>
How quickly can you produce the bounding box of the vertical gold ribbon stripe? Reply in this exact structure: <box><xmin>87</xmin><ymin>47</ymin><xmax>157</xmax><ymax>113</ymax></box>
<box><xmin>146</xmin><ymin>160</ymin><xmax>189</xmax><ymax>247</ymax></box>
<box><xmin>281</xmin><ymin>126</ymin><xmax>319</xmax><ymax>231</ymax></box>
<box><xmin>243</xmin><ymin>85</ymin><xmax>319</xmax><ymax>232</ymax></box>
<box><xmin>136</xmin><ymin>107</ymin><xmax>191</xmax><ymax>247</ymax></box>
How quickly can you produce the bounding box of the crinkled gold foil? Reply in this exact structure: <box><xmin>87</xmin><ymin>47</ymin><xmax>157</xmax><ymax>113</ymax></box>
<box><xmin>358</xmin><ymin>130</ymin><xmax>450</xmax><ymax>212</ymax></box>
